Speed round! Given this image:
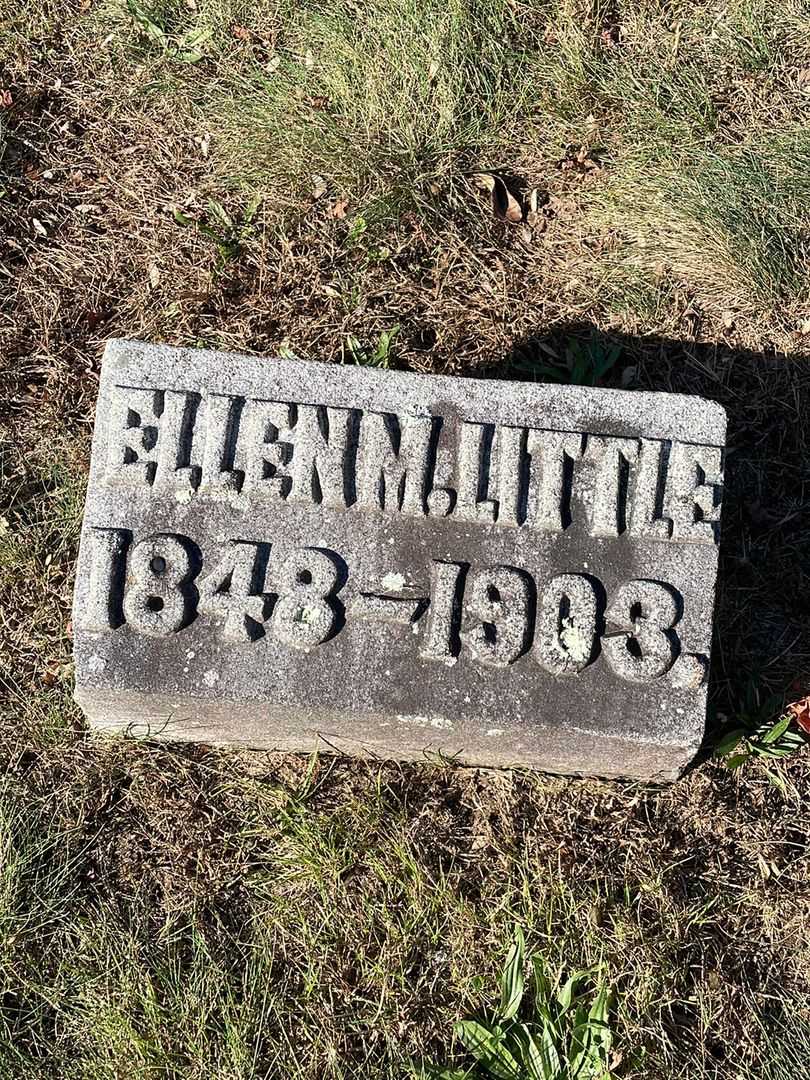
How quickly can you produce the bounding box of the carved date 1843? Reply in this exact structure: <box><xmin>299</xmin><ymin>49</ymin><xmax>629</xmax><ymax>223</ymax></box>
<box><xmin>84</xmin><ymin>527</ymin><xmax>706</xmax><ymax>687</ymax></box>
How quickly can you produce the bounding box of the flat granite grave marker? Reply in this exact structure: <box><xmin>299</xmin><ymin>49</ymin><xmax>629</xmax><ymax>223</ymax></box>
<box><xmin>73</xmin><ymin>339</ymin><xmax>726</xmax><ymax>780</ymax></box>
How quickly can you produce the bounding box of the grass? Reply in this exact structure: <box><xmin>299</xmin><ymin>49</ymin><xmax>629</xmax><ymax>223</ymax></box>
<box><xmin>3</xmin><ymin>690</ymin><xmax>810</xmax><ymax>1077</ymax></box>
<box><xmin>211</xmin><ymin>0</ymin><xmax>535</xmax><ymax>219</ymax></box>
<box><xmin>732</xmin><ymin>1012</ymin><xmax>810</xmax><ymax>1080</ymax></box>
<box><xmin>71</xmin><ymin>0</ymin><xmax>810</xmax><ymax>347</ymax></box>
<box><xmin>1</xmin><ymin>0</ymin><xmax>810</xmax><ymax>1075</ymax></box>
<box><xmin>95</xmin><ymin>0</ymin><xmax>539</xmax><ymax>212</ymax></box>
<box><xmin>5</xmin><ymin>0</ymin><xmax>810</xmax><ymax>357</ymax></box>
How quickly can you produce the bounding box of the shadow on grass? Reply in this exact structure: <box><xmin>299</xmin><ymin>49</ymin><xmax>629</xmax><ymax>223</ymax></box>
<box><xmin>495</xmin><ymin>324</ymin><xmax>810</xmax><ymax>750</ymax></box>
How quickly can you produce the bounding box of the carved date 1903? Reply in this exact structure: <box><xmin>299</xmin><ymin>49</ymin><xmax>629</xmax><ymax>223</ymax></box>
<box><xmin>83</xmin><ymin>528</ymin><xmax>706</xmax><ymax>686</ymax></box>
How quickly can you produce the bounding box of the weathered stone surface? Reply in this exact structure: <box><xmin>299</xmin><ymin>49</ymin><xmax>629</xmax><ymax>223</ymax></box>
<box><xmin>73</xmin><ymin>339</ymin><xmax>726</xmax><ymax>779</ymax></box>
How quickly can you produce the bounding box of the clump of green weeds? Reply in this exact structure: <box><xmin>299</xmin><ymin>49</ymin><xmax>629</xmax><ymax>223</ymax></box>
<box><xmin>126</xmin><ymin>0</ymin><xmax>210</xmax><ymax>63</ymax></box>
<box><xmin>509</xmin><ymin>335</ymin><xmax>623</xmax><ymax>387</ymax></box>
<box><xmin>343</xmin><ymin>325</ymin><xmax>400</xmax><ymax>368</ymax></box>
<box><xmin>715</xmin><ymin>714</ymin><xmax>806</xmax><ymax>771</ymax></box>
<box><xmin>173</xmin><ymin>197</ymin><xmax>260</xmax><ymax>273</ymax></box>
<box><xmin>715</xmin><ymin>681</ymin><xmax>807</xmax><ymax>781</ymax></box>
<box><xmin>413</xmin><ymin>928</ymin><xmax>615</xmax><ymax>1079</ymax></box>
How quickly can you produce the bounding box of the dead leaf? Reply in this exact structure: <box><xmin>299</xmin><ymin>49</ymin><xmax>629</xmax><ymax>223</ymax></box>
<box><xmin>473</xmin><ymin>172</ymin><xmax>522</xmax><ymax>223</ymax></box>
<box><xmin>528</xmin><ymin>189</ymin><xmax>549</xmax><ymax>217</ymax></box>
<box><xmin>576</xmin><ymin>145</ymin><xmax>599</xmax><ymax>171</ymax></box>
<box><xmin>83</xmin><ymin>309</ymin><xmax>105</xmax><ymax>330</ymax></box>
<box><xmin>559</xmin><ymin>145</ymin><xmax>600</xmax><ymax>174</ymax></box>
<box><xmin>493</xmin><ymin>178</ymin><xmax>522</xmax><ymax>223</ymax></box>
<box><xmin>427</xmin><ymin>59</ymin><xmax>440</xmax><ymax>82</ymax></box>
<box><xmin>330</xmin><ymin>198</ymin><xmax>349</xmax><ymax>219</ymax></box>
<box><xmin>472</xmin><ymin>172</ymin><xmax>496</xmax><ymax>193</ymax></box>
<box><xmin>231</xmin><ymin>24</ymin><xmax>250</xmax><ymax>40</ymax></box>
<box><xmin>787</xmin><ymin>696</ymin><xmax>810</xmax><ymax>735</ymax></box>
<box><xmin>797</xmin><ymin>68</ymin><xmax>810</xmax><ymax>87</ymax></box>
<box><xmin>0</xmin><ymin>89</ymin><xmax>12</xmax><ymax>109</ymax></box>
<box><xmin>587</xmin><ymin>901</ymin><xmax>604</xmax><ymax>928</ymax></box>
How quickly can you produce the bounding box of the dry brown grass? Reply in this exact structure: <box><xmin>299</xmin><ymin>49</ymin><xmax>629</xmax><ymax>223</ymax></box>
<box><xmin>2</xmin><ymin>698</ymin><xmax>810</xmax><ymax>1077</ymax></box>
<box><xmin>2</xmin><ymin>0</ymin><xmax>810</xmax><ymax>1076</ymax></box>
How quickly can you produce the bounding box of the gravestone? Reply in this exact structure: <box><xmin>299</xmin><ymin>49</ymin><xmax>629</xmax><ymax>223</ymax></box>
<box><xmin>73</xmin><ymin>339</ymin><xmax>725</xmax><ymax>780</ymax></box>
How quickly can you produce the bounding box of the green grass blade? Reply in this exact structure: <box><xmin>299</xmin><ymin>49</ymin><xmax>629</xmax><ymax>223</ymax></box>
<box><xmin>499</xmin><ymin>928</ymin><xmax>525</xmax><ymax>1020</ymax></box>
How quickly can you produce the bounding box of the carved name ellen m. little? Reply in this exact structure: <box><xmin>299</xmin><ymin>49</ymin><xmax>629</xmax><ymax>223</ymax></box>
<box><xmin>104</xmin><ymin>385</ymin><xmax>722</xmax><ymax>543</ymax></box>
